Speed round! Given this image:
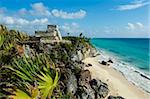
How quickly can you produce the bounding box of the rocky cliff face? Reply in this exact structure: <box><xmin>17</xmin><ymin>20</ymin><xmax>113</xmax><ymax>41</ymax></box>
<box><xmin>21</xmin><ymin>37</ymin><xmax>124</xmax><ymax>99</ymax></box>
<box><xmin>71</xmin><ymin>45</ymin><xmax>98</xmax><ymax>62</ymax></box>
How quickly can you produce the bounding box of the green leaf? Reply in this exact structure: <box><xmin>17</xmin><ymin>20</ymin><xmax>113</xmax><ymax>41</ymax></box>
<box><xmin>9</xmin><ymin>89</ymin><xmax>31</xmax><ymax>99</ymax></box>
<box><xmin>37</xmin><ymin>71</ymin><xmax>59</xmax><ymax>98</ymax></box>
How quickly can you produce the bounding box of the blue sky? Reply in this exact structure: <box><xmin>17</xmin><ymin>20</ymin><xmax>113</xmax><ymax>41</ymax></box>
<box><xmin>0</xmin><ymin>0</ymin><xmax>149</xmax><ymax>38</ymax></box>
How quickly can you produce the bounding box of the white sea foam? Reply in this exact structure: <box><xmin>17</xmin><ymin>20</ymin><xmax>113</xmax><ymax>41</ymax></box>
<box><xmin>97</xmin><ymin>48</ymin><xmax>150</xmax><ymax>93</ymax></box>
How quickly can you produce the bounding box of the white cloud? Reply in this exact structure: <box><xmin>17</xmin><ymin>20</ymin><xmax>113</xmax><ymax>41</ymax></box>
<box><xmin>127</xmin><ymin>23</ymin><xmax>135</xmax><ymax>30</ymax></box>
<box><xmin>17</xmin><ymin>18</ymin><xmax>29</xmax><ymax>25</ymax></box>
<box><xmin>3</xmin><ymin>16</ymin><xmax>15</xmax><ymax>25</ymax></box>
<box><xmin>51</xmin><ymin>9</ymin><xmax>86</xmax><ymax>19</ymax></box>
<box><xmin>30</xmin><ymin>2</ymin><xmax>51</xmax><ymax>16</ymax></box>
<box><xmin>116</xmin><ymin>0</ymin><xmax>149</xmax><ymax>11</ymax></box>
<box><xmin>126</xmin><ymin>22</ymin><xmax>144</xmax><ymax>30</ymax></box>
<box><xmin>61</xmin><ymin>22</ymin><xmax>84</xmax><ymax>34</ymax></box>
<box><xmin>136</xmin><ymin>22</ymin><xmax>144</xmax><ymax>28</ymax></box>
<box><xmin>1</xmin><ymin>15</ymin><xmax>49</xmax><ymax>25</ymax></box>
<box><xmin>15</xmin><ymin>3</ymin><xmax>87</xmax><ymax>20</ymax></box>
<box><xmin>2</xmin><ymin>16</ymin><xmax>29</xmax><ymax>25</ymax></box>
<box><xmin>31</xmin><ymin>18</ymin><xmax>49</xmax><ymax>25</ymax></box>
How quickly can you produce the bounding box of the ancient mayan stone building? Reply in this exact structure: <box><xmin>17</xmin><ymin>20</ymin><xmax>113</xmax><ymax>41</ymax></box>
<box><xmin>35</xmin><ymin>25</ymin><xmax>62</xmax><ymax>43</ymax></box>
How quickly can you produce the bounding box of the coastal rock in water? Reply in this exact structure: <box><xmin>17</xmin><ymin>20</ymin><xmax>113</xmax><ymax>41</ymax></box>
<box><xmin>67</xmin><ymin>73</ymin><xmax>77</xmax><ymax>95</ymax></box>
<box><xmin>101</xmin><ymin>61</ymin><xmax>107</xmax><ymax>65</ymax></box>
<box><xmin>108</xmin><ymin>59</ymin><xmax>113</xmax><ymax>63</ymax></box>
<box><xmin>108</xmin><ymin>95</ymin><xmax>125</xmax><ymax>99</ymax></box>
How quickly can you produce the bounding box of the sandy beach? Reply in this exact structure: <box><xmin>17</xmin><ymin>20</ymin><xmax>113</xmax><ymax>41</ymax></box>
<box><xmin>83</xmin><ymin>55</ymin><xmax>150</xmax><ymax>99</ymax></box>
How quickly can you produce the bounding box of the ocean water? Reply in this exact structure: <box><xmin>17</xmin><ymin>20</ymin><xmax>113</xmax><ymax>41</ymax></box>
<box><xmin>91</xmin><ymin>38</ymin><xmax>150</xmax><ymax>92</ymax></box>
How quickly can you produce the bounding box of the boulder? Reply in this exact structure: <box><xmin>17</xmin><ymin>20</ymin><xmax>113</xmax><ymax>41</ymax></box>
<box><xmin>98</xmin><ymin>84</ymin><xmax>109</xmax><ymax>98</ymax></box>
<box><xmin>77</xmin><ymin>50</ymin><xmax>83</xmax><ymax>61</ymax></box>
<box><xmin>81</xmin><ymin>87</ymin><xmax>95</xmax><ymax>99</ymax></box>
<box><xmin>89</xmin><ymin>79</ymin><xmax>109</xmax><ymax>99</ymax></box>
<box><xmin>101</xmin><ymin>61</ymin><xmax>107</xmax><ymax>65</ymax></box>
<box><xmin>89</xmin><ymin>47</ymin><xmax>97</xmax><ymax>57</ymax></box>
<box><xmin>77</xmin><ymin>70</ymin><xmax>95</xmax><ymax>99</ymax></box>
<box><xmin>108</xmin><ymin>59</ymin><xmax>113</xmax><ymax>63</ymax></box>
<box><xmin>86</xmin><ymin>63</ymin><xmax>92</xmax><ymax>67</ymax></box>
<box><xmin>79</xmin><ymin>70</ymin><xmax>91</xmax><ymax>86</ymax></box>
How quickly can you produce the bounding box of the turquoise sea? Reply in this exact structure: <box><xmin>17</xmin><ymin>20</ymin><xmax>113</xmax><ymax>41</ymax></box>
<box><xmin>91</xmin><ymin>38</ymin><xmax>150</xmax><ymax>92</ymax></box>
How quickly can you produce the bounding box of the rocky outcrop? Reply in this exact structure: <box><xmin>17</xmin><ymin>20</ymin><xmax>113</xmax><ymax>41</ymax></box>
<box><xmin>77</xmin><ymin>50</ymin><xmax>84</xmax><ymax>61</ymax></box>
<box><xmin>75</xmin><ymin>70</ymin><xmax>109</xmax><ymax>99</ymax></box>
<box><xmin>67</xmin><ymin>72</ymin><xmax>77</xmax><ymax>95</ymax></box>
<box><xmin>90</xmin><ymin>79</ymin><xmax>109</xmax><ymax>99</ymax></box>
<box><xmin>21</xmin><ymin>41</ymin><xmax>124</xmax><ymax>99</ymax></box>
<box><xmin>108</xmin><ymin>59</ymin><xmax>113</xmax><ymax>63</ymax></box>
<box><xmin>101</xmin><ymin>61</ymin><xmax>107</xmax><ymax>65</ymax></box>
<box><xmin>71</xmin><ymin>46</ymin><xmax>98</xmax><ymax>62</ymax></box>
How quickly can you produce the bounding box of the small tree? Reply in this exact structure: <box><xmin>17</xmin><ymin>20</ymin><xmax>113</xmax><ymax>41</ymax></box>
<box><xmin>67</xmin><ymin>33</ymin><xmax>70</xmax><ymax>36</ymax></box>
<box><xmin>79</xmin><ymin>33</ymin><xmax>83</xmax><ymax>37</ymax></box>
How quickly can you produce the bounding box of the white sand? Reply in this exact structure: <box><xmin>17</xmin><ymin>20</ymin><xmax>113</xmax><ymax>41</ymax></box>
<box><xmin>83</xmin><ymin>56</ymin><xmax>150</xmax><ymax>99</ymax></box>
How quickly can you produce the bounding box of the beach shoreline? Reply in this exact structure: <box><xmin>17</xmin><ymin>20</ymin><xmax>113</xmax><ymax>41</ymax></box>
<box><xmin>94</xmin><ymin>49</ymin><xmax>150</xmax><ymax>93</ymax></box>
<box><xmin>82</xmin><ymin>55</ymin><xmax>150</xmax><ymax>99</ymax></box>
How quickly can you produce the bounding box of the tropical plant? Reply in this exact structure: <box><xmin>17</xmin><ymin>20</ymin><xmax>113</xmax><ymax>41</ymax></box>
<box><xmin>7</xmin><ymin>54</ymin><xmax>59</xmax><ymax>98</ymax></box>
<box><xmin>37</xmin><ymin>70</ymin><xmax>59</xmax><ymax>98</ymax></box>
<box><xmin>10</xmin><ymin>89</ymin><xmax>32</xmax><ymax>99</ymax></box>
<box><xmin>0</xmin><ymin>35</ymin><xmax>5</xmax><ymax>48</ymax></box>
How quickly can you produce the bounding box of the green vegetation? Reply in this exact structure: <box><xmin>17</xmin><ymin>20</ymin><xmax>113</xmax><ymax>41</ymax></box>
<box><xmin>0</xmin><ymin>25</ymin><xmax>95</xmax><ymax>98</ymax></box>
<box><xmin>0</xmin><ymin>25</ymin><xmax>59</xmax><ymax>98</ymax></box>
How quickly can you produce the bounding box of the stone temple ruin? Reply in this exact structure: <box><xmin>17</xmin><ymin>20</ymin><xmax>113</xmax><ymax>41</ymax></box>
<box><xmin>35</xmin><ymin>25</ymin><xmax>62</xmax><ymax>43</ymax></box>
<box><xmin>20</xmin><ymin>25</ymin><xmax>71</xmax><ymax>48</ymax></box>
<box><xmin>18</xmin><ymin>25</ymin><xmax>71</xmax><ymax>56</ymax></box>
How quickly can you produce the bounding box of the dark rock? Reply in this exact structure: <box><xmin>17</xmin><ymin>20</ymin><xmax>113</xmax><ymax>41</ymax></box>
<box><xmin>89</xmin><ymin>79</ymin><xmax>109</xmax><ymax>99</ymax></box>
<box><xmin>86</xmin><ymin>63</ymin><xmax>92</xmax><ymax>67</ymax></box>
<box><xmin>140</xmin><ymin>73</ymin><xmax>150</xmax><ymax>80</ymax></box>
<box><xmin>108</xmin><ymin>95</ymin><xmax>125</xmax><ymax>99</ymax></box>
<box><xmin>108</xmin><ymin>59</ymin><xmax>113</xmax><ymax>63</ymax></box>
<box><xmin>81</xmin><ymin>87</ymin><xmax>95</xmax><ymax>99</ymax></box>
<box><xmin>101</xmin><ymin>61</ymin><xmax>107</xmax><ymax>65</ymax></box>
<box><xmin>89</xmin><ymin>79</ymin><xmax>98</xmax><ymax>92</ymax></box>
<box><xmin>77</xmin><ymin>70</ymin><xmax>95</xmax><ymax>99</ymax></box>
<box><xmin>98</xmin><ymin>84</ymin><xmax>109</xmax><ymax>98</ymax></box>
